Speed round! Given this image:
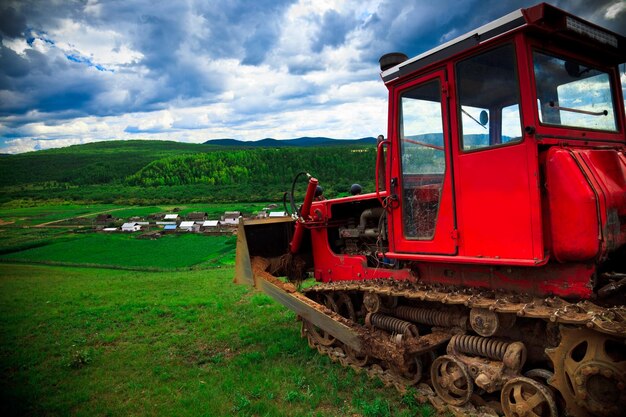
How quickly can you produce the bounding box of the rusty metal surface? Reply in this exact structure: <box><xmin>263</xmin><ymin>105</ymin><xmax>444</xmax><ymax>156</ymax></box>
<box><xmin>303</xmin><ymin>280</ymin><xmax>626</xmax><ymax>338</ymax></box>
<box><xmin>233</xmin><ymin>222</ymin><xmax>254</xmax><ymax>286</ymax></box>
<box><xmin>545</xmin><ymin>327</ymin><xmax>626</xmax><ymax>417</ymax></box>
<box><xmin>243</xmin><ymin>257</ymin><xmax>625</xmax><ymax>417</ymax></box>
<box><xmin>246</xmin><ymin>257</ymin><xmax>496</xmax><ymax>416</ymax></box>
<box><xmin>500</xmin><ymin>377</ymin><xmax>558</xmax><ymax>417</ymax></box>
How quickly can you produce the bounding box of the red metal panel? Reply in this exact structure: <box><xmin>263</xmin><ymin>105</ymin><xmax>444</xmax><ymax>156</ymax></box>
<box><xmin>414</xmin><ymin>262</ymin><xmax>593</xmax><ymax>298</ymax></box>
<box><xmin>310</xmin><ymin>226</ymin><xmax>414</xmax><ymax>282</ymax></box>
<box><xmin>455</xmin><ymin>142</ymin><xmax>541</xmax><ymax>261</ymax></box>
<box><xmin>545</xmin><ymin>148</ymin><xmax>600</xmax><ymax>262</ymax></box>
<box><xmin>573</xmin><ymin>148</ymin><xmax>626</xmax><ymax>254</ymax></box>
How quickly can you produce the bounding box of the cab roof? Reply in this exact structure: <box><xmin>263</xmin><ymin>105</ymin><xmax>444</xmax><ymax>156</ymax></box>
<box><xmin>381</xmin><ymin>2</ymin><xmax>626</xmax><ymax>84</ymax></box>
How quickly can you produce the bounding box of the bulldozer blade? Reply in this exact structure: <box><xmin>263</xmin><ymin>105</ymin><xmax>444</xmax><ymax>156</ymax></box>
<box><xmin>256</xmin><ymin>271</ymin><xmax>363</xmax><ymax>352</ymax></box>
<box><xmin>244</xmin><ymin>257</ymin><xmax>362</xmax><ymax>351</ymax></box>
<box><xmin>234</xmin><ymin>216</ymin><xmax>295</xmax><ymax>287</ymax></box>
<box><xmin>234</xmin><ymin>217</ymin><xmax>363</xmax><ymax>352</ymax></box>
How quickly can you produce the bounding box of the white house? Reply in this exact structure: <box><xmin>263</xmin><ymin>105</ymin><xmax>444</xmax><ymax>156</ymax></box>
<box><xmin>269</xmin><ymin>211</ymin><xmax>289</xmax><ymax>218</ymax></box>
<box><xmin>121</xmin><ymin>222</ymin><xmax>141</xmax><ymax>232</ymax></box>
<box><xmin>222</xmin><ymin>211</ymin><xmax>241</xmax><ymax>226</ymax></box>
<box><xmin>179</xmin><ymin>221</ymin><xmax>196</xmax><ymax>231</ymax></box>
<box><xmin>164</xmin><ymin>214</ymin><xmax>179</xmax><ymax>221</ymax></box>
<box><xmin>202</xmin><ymin>220</ymin><xmax>221</xmax><ymax>228</ymax></box>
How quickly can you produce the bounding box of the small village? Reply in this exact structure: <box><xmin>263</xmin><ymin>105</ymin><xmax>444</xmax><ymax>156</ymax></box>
<box><xmin>95</xmin><ymin>204</ymin><xmax>288</xmax><ymax>237</ymax></box>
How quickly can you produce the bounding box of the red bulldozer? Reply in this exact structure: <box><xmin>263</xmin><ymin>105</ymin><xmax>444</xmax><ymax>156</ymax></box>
<box><xmin>235</xmin><ymin>3</ymin><xmax>626</xmax><ymax>416</ymax></box>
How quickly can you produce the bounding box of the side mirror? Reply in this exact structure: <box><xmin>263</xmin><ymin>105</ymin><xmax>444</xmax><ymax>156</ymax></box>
<box><xmin>479</xmin><ymin>110</ymin><xmax>489</xmax><ymax>126</ymax></box>
<box><xmin>565</xmin><ymin>61</ymin><xmax>581</xmax><ymax>77</ymax></box>
<box><xmin>564</xmin><ymin>61</ymin><xmax>590</xmax><ymax>78</ymax></box>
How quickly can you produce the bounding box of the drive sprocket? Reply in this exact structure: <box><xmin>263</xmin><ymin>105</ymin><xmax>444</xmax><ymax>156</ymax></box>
<box><xmin>546</xmin><ymin>327</ymin><xmax>625</xmax><ymax>417</ymax></box>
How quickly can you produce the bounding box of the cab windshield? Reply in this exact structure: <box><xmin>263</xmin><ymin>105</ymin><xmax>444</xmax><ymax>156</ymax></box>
<box><xmin>534</xmin><ymin>51</ymin><xmax>618</xmax><ymax>131</ymax></box>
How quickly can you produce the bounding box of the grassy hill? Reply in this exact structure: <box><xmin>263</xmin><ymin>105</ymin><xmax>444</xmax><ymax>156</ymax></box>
<box><xmin>0</xmin><ymin>140</ymin><xmax>221</xmax><ymax>187</ymax></box>
<box><xmin>0</xmin><ymin>139</ymin><xmax>378</xmax><ymax>205</ymax></box>
<box><xmin>0</xmin><ymin>263</ymin><xmax>429</xmax><ymax>417</ymax></box>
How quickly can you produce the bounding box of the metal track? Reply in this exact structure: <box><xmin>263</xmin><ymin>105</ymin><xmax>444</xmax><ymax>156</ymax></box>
<box><xmin>303</xmin><ymin>279</ymin><xmax>626</xmax><ymax>337</ymax></box>
<box><xmin>245</xmin><ymin>258</ymin><xmax>625</xmax><ymax>416</ymax></box>
<box><xmin>303</xmin><ymin>325</ymin><xmax>499</xmax><ymax>417</ymax></box>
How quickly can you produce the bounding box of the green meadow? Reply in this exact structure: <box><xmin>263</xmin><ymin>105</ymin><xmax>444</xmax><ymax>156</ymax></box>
<box><xmin>0</xmin><ymin>204</ymin><xmax>434</xmax><ymax>417</ymax></box>
<box><xmin>0</xmin><ymin>233</ymin><xmax>237</xmax><ymax>269</ymax></box>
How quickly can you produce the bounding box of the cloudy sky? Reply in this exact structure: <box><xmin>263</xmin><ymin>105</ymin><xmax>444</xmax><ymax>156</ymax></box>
<box><xmin>1</xmin><ymin>0</ymin><xmax>624</xmax><ymax>153</ymax></box>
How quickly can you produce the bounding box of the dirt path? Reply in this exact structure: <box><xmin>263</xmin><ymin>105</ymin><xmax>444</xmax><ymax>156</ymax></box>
<box><xmin>34</xmin><ymin>207</ymin><xmax>128</xmax><ymax>228</ymax></box>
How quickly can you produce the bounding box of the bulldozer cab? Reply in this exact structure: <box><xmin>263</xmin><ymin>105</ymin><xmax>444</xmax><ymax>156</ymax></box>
<box><xmin>386</xmin><ymin>42</ymin><xmax>538</xmax><ymax>261</ymax></box>
<box><xmin>382</xmin><ymin>4</ymin><xmax>625</xmax><ymax>264</ymax></box>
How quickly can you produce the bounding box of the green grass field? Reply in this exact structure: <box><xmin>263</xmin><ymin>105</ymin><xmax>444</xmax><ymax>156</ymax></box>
<box><xmin>0</xmin><ymin>233</ymin><xmax>237</xmax><ymax>269</ymax></box>
<box><xmin>0</xmin><ymin>203</ymin><xmax>435</xmax><ymax>416</ymax></box>
<box><xmin>0</xmin><ymin>264</ymin><xmax>432</xmax><ymax>417</ymax></box>
<box><xmin>0</xmin><ymin>202</ymin><xmax>269</xmax><ymax>227</ymax></box>
<box><xmin>0</xmin><ymin>204</ymin><xmax>117</xmax><ymax>226</ymax></box>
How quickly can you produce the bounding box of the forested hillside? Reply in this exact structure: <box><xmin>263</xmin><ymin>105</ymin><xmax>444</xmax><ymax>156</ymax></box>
<box><xmin>127</xmin><ymin>148</ymin><xmax>374</xmax><ymax>187</ymax></box>
<box><xmin>0</xmin><ymin>141</ymin><xmax>219</xmax><ymax>187</ymax></box>
<box><xmin>0</xmin><ymin>140</ymin><xmax>378</xmax><ymax>205</ymax></box>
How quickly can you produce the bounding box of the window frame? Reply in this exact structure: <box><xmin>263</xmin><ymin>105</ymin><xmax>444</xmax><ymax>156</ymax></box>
<box><xmin>532</xmin><ymin>48</ymin><xmax>620</xmax><ymax>134</ymax></box>
<box><xmin>454</xmin><ymin>42</ymin><xmax>525</xmax><ymax>154</ymax></box>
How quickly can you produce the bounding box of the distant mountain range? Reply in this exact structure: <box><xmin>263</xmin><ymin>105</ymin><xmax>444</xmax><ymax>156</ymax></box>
<box><xmin>204</xmin><ymin>137</ymin><xmax>377</xmax><ymax>147</ymax></box>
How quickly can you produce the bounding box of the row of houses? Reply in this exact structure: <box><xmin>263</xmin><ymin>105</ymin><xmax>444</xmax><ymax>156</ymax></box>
<box><xmin>106</xmin><ymin>220</ymin><xmax>225</xmax><ymax>233</ymax></box>
<box><xmin>96</xmin><ymin>211</ymin><xmax>241</xmax><ymax>225</ymax></box>
<box><xmin>102</xmin><ymin>210</ymin><xmax>289</xmax><ymax>233</ymax></box>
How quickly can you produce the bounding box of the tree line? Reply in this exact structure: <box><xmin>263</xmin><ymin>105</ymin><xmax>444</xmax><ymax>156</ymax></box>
<box><xmin>0</xmin><ymin>141</ymin><xmax>378</xmax><ymax>204</ymax></box>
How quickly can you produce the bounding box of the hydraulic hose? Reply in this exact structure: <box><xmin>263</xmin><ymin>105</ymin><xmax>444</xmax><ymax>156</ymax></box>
<box><xmin>290</xmin><ymin>171</ymin><xmax>311</xmax><ymax>216</ymax></box>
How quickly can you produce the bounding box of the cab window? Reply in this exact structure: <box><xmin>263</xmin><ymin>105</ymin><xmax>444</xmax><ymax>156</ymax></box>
<box><xmin>534</xmin><ymin>51</ymin><xmax>618</xmax><ymax>131</ymax></box>
<box><xmin>456</xmin><ymin>44</ymin><xmax>523</xmax><ymax>151</ymax></box>
<box><xmin>399</xmin><ymin>79</ymin><xmax>445</xmax><ymax>239</ymax></box>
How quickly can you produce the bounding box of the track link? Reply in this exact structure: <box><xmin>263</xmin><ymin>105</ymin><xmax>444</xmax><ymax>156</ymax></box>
<box><xmin>303</xmin><ymin>280</ymin><xmax>626</xmax><ymax>337</ymax></box>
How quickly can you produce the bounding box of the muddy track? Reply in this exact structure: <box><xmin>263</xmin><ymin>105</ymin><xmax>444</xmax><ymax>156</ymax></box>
<box><xmin>303</xmin><ymin>280</ymin><xmax>626</xmax><ymax>338</ymax></box>
<box><xmin>303</xmin><ymin>326</ymin><xmax>501</xmax><ymax>417</ymax></box>
<box><xmin>249</xmin><ymin>257</ymin><xmax>626</xmax><ymax>416</ymax></box>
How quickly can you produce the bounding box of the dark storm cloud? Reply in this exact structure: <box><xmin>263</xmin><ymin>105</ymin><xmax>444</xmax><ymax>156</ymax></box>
<box><xmin>188</xmin><ymin>0</ymin><xmax>295</xmax><ymax>64</ymax></box>
<box><xmin>242</xmin><ymin>20</ymin><xmax>281</xmax><ymax>66</ymax></box>
<box><xmin>0</xmin><ymin>0</ymin><xmax>297</xmax><ymax>122</ymax></box>
<box><xmin>311</xmin><ymin>9</ymin><xmax>358</xmax><ymax>53</ymax></box>
<box><xmin>0</xmin><ymin>43</ymin><xmax>101</xmax><ymax>116</ymax></box>
<box><xmin>0</xmin><ymin>43</ymin><xmax>30</xmax><ymax>78</ymax></box>
<box><xmin>286</xmin><ymin>60</ymin><xmax>325</xmax><ymax>75</ymax></box>
<box><xmin>361</xmin><ymin>0</ymin><xmax>626</xmax><ymax>66</ymax></box>
<box><xmin>0</xmin><ymin>5</ymin><xmax>27</xmax><ymax>37</ymax></box>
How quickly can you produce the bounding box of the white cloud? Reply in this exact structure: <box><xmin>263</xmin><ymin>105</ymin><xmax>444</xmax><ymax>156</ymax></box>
<box><xmin>605</xmin><ymin>1</ymin><xmax>626</xmax><ymax>19</ymax></box>
<box><xmin>1</xmin><ymin>37</ymin><xmax>30</xmax><ymax>54</ymax></box>
<box><xmin>50</xmin><ymin>18</ymin><xmax>144</xmax><ymax>69</ymax></box>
